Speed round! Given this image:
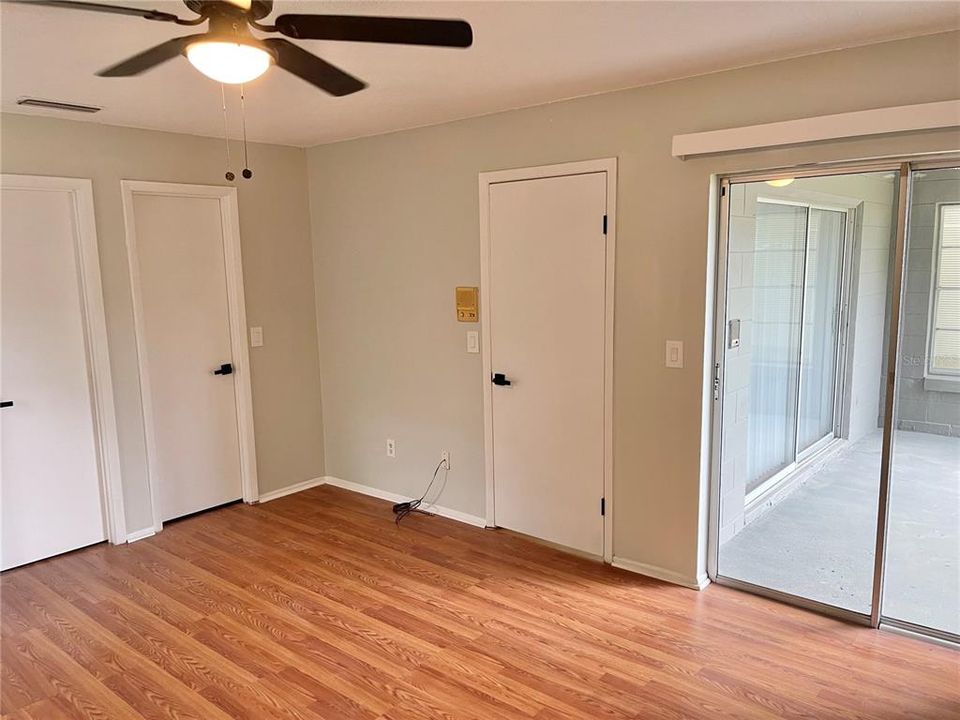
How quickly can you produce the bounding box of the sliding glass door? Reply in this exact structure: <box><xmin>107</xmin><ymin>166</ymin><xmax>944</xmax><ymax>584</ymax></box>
<box><xmin>745</xmin><ymin>201</ymin><xmax>805</xmax><ymax>492</ymax></box>
<box><xmin>714</xmin><ymin>158</ymin><xmax>960</xmax><ymax>643</ymax></box>
<box><xmin>798</xmin><ymin>208</ymin><xmax>846</xmax><ymax>455</ymax></box>
<box><xmin>715</xmin><ymin>170</ymin><xmax>898</xmax><ymax>618</ymax></box>
<box><xmin>882</xmin><ymin>166</ymin><xmax>960</xmax><ymax>640</ymax></box>
<box><xmin>738</xmin><ymin>197</ymin><xmax>849</xmax><ymax>499</ymax></box>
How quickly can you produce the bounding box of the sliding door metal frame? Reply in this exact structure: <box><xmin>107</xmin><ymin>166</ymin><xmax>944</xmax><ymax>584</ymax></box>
<box><xmin>716</xmin><ymin>576</ymin><xmax>872</xmax><ymax>626</ymax></box>
<box><xmin>836</xmin><ymin>208</ymin><xmax>860</xmax><ymax>441</ymax></box>
<box><xmin>869</xmin><ymin>162</ymin><xmax>912</xmax><ymax>628</ymax></box>
<box><xmin>705</xmin><ymin>177</ymin><xmax>731</xmax><ymax>582</ymax></box>
<box><xmin>880</xmin><ymin>617</ymin><xmax>960</xmax><ymax>648</ymax></box>
<box><xmin>796</xmin><ymin>431</ymin><xmax>837</xmax><ymax>464</ymax></box>
<box><xmin>723</xmin><ymin>151</ymin><xmax>958</xmax><ymax>184</ymax></box>
<box><xmin>708</xmin><ymin>153</ymin><xmax>960</xmax><ymax>642</ymax></box>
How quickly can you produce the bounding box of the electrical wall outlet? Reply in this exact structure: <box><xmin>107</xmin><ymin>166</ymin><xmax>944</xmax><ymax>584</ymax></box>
<box><xmin>386</xmin><ymin>438</ymin><xmax>396</xmax><ymax>458</ymax></box>
<box><xmin>441</xmin><ymin>450</ymin><xmax>450</xmax><ymax>469</ymax></box>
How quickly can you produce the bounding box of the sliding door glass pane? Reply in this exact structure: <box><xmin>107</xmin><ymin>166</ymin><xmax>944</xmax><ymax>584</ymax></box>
<box><xmin>798</xmin><ymin>209</ymin><xmax>845</xmax><ymax>452</ymax></box>
<box><xmin>718</xmin><ymin>172</ymin><xmax>899</xmax><ymax>615</ymax></box>
<box><xmin>746</xmin><ymin>201</ymin><xmax>806</xmax><ymax>490</ymax></box>
<box><xmin>883</xmin><ymin>167</ymin><xmax>960</xmax><ymax>637</ymax></box>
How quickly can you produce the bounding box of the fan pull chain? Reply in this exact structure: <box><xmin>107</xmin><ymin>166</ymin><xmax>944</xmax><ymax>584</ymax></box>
<box><xmin>220</xmin><ymin>84</ymin><xmax>235</xmax><ymax>182</ymax></box>
<box><xmin>240</xmin><ymin>83</ymin><xmax>252</xmax><ymax>179</ymax></box>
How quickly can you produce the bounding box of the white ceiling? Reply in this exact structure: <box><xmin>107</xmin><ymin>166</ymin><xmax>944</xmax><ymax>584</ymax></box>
<box><xmin>2</xmin><ymin>1</ymin><xmax>958</xmax><ymax>147</ymax></box>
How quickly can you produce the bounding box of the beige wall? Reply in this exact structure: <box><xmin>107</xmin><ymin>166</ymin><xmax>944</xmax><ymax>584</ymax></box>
<box><xmin>3</xmin><ymin>31</ymin><xmax>955</xmax><ymax>578</ymax></box>
<box><xmin>1</xmin><ymin>114</ymin><xmax>324</xmax><ymax>533</ymax></box>
<box><xmin>307</xmin><ymin>31</ymin><xmax>960</xmax><ymax>584</ymax></box>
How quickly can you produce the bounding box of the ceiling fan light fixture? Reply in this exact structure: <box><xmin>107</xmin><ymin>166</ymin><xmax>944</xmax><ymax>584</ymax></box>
<box><xmin>186</xmin><ymin>39</ymin><xmax>272</xmax><ymax>84</ymax></box>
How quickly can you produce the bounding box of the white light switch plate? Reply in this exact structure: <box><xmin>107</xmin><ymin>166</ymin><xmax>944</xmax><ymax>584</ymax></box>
<box><xmin>665</xmin><ymin>340</ymin><xmax>684</xmax><ymax>368</ymax></box>
<box><xmin>249</xmin><ymin>326</ymin><xmax>263</xmax><ymax>348</ymax></box>
<box><xmin>466</xmin><ymin>330</ymin><xmax>479</xmax><ymax>354</ymax></box>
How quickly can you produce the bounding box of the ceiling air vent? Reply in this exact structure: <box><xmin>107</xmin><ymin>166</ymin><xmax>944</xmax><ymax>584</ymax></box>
<box><xmin>16</xmin><ymin>97</ymin><xmax>102</xmax><ymax>114</ymax></box>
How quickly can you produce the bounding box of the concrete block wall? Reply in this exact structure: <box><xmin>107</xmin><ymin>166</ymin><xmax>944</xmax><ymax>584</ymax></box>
<box><xmin>843</xmin><ymin>179</ymin><xmax>896</xmax><ymax>443</ymax></box>
<box><xmin>718</xmin><ymin>183</ymin><xmax>753</xmax><ymax>545</ymax></box>
<box><xmin>897</xmin><ymin>171</ymin><xmax>960</xmax><ymax>437</ymax></box>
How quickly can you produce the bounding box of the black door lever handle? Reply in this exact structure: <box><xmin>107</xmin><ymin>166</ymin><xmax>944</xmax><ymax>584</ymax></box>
<box><xmin>213</xmin><ymin>363</ymin><xmax>234</xmax><ymax>376</ymax></box>
<box><xmin>0</xmin><ymin>400</ymin><xmax>13</xmax><ymax>408</ymax></box>
<box><xmin>491</xmin><ymin>373</ymin><xmax>511</xmax><ymax>387</ymax></box>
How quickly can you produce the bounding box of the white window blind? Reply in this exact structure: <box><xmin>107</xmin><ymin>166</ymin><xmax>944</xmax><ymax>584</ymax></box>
<box><xmin>930</xmin><ymin>204</ymin><xmax>960</xmax><ymax>375</ymax></box>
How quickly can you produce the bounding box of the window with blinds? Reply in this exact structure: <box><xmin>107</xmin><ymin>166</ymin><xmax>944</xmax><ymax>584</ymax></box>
<box><xmin>929</xmin><ymin>203</ymin><xmax>960</xmax><ymax>375</ymax></box>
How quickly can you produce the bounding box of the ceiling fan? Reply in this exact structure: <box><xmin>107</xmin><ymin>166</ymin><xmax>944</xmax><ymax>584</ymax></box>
<box><xmin>11</xmin><ymin>0</ymin><xmax>474</xmax><ymax>96</ymax></box>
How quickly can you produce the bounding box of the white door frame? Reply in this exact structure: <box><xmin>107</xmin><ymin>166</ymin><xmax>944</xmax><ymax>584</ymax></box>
<box><xmin>478</xmin><ymin>158</ymin><xmax>617</xmax><ymax>562</ymax></box>
<box><xmin>1</xmin><ymin>174</ymin><xmax>126</xmax><ymax>544</ymax></box>
<box><xmin>121</xmin><ymin>180</ymin><xmax>258</xmax><ymax>533</ymax></box>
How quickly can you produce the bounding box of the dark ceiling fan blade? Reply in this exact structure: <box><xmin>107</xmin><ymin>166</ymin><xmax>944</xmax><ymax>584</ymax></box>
<box><xmin>97</xmin><ymin>34</ymin><xmax>204</xmax><ymax>76</ymax></box>
<box><xmin>8</xmin><ymin>0</ymin><xmax>187</xmax><ymax>23</ymax></box>
<box><xmin>263</xmin><ymin>39</ymin><xmax>366</xmax><ymax>97</ymax></box>
<box><xmin>274</xmin><ymin>14</ymin><xmax>473</xmax><ymax>48</ymax></box>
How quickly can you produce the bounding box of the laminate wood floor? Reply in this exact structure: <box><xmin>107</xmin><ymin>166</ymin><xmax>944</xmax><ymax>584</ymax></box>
<box><xmin>2</xmin><ymin>485</ymin><xmax>957</xmax><ymax>719</ymax></box>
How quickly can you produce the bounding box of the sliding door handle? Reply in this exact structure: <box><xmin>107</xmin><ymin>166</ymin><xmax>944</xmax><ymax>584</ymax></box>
<box><xmin>212</xmin><ymin>363</ymin><xmax>234</xmax><ymax>376</ymax></box>
<box><xmin>0</xmin><ymin>400</ymin><xmax>13</xmax><ymax>408</ymax></box>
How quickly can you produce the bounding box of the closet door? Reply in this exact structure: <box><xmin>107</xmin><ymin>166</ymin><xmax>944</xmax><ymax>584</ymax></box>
<box><xmin>125</xmin><ymin>184</ymin><xmax>251</xmax><ymax>523</ymax></box>
<box><xmin>1</xmin><ymin>181</ymin><xmax>107</xmax><ymax>570</ymax></box>
<box><xmin>487</xmin><ymin>171</ymin><xmax>608</xmax><ymax>556</ymax></box>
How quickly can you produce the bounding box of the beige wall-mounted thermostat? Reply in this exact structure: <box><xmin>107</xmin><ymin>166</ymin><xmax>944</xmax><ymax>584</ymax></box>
<box><xmin>456</xmin><ymin>286</ymin><xmax>478</xmax><ymax>322</ymax></box>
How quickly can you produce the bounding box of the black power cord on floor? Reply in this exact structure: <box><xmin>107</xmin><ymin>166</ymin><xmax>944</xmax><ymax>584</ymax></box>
<box><xmin>392</xmin><ymin>458</ymin><xmax>450</xmax><ymax>525</ymax></box>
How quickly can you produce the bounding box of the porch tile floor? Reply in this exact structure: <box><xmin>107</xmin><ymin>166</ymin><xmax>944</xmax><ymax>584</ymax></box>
<box><xmin>719</xmin><ymin>430</ymin><xmax>959</xmax><ymax>635</ymax></box>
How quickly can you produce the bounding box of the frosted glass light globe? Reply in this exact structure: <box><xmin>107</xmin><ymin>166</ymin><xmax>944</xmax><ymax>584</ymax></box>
<box><xmin>187</xmin><ymin>41</ymin><xmax>271</xmax><ymax>84</ymax></box>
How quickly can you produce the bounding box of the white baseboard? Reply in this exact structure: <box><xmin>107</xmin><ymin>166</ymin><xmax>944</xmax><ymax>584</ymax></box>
<box><xmin>322</xmin><ymin>476</ymin><xmax>408</xmax><ymax>503</ymax></box>
<box><xmin>423</xmin><ymin>503</ymin><xmax>488</xmax><ymax>528</ymax></box>
<box><xmin>257</xmin><ymin>477</ymin><xmax>325</xmax><ymax>504</ymax></box>
<box><xmin>126</xmin><ymin>527</ymin><xmax>156</xmax><ymax>543</ymax></box>
<box><xmin>612</xmin><ymin>556</ymin><xmax>709</xmax><ymax>591</ymax></box>
<box><xmin>323</xmin><ymin>476</ymin><xmax>487</xmax><ymax>528</ymax></box>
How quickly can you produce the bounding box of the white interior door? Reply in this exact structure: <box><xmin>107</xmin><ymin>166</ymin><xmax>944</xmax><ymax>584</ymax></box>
<box><xmin>1</xmin><ymin>185</ymin><xmax>106</xmax><ymax>569</ymax></box>
<box><xmin>131</xmin><ymin>192</ymin><xmax>243</xmax><ymax>522</ymax></box>
<box><xmin>488</xmin><ymin>172</ymin><xmax>607</xmax><ymax>556</ymax></box>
